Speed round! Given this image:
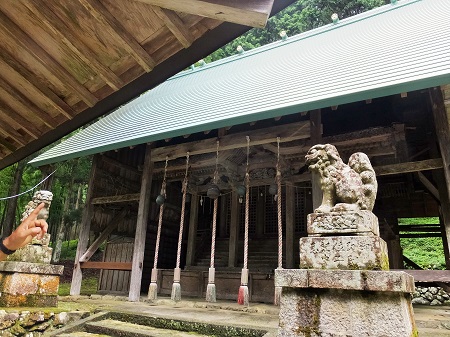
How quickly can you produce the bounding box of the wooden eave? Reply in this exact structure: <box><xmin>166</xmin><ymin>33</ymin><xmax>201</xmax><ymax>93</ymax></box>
<box><xmin>0</xmin><ymin>0</ymin><xmax>285</xmax><ymax>170</ymax></box>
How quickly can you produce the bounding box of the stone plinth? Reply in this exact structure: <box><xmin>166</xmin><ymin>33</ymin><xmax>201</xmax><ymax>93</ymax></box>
<box><xmin>307</xmin><ymin>211</ymin><xmax>379</xmax><ymax>236</ymax></box>
<box><xmin>7</xmin><ymin>244</ymin><xmax>52</xmax><ymax>264</ymax></box>
<box><xmin>299</xmin><ymin>236</ymin><xmax>389</xmax><ymax>270</ymax></box>
<box><xmin>276</xmin><ymin>269</ymin><xmax>417</xmax><ymax>337</ymax></box>
<box><xmin>0</xmin><ymin>261</ymin><xmax>63</xmax><ymax>307</ymax></box>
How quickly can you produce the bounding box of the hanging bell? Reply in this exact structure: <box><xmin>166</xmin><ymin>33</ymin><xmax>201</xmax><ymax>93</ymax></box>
<box><xmin>269</xmin><ymin>184</ymin><xmax>277</xmax><ymax>196</ymax></box>
<box><xmin>236</xmin><ymin>185</ymin><xmax>246</xmax><ymax>197</ymax></box>
<box><xmin>207</xmin><ymin>185</ymin><xmax>220</xmax><ymax>199</ymax></box>
<box><xmin>156</xmin><ymin>194</ymin><xmax>165</xmax><ymax>205</ymax></box>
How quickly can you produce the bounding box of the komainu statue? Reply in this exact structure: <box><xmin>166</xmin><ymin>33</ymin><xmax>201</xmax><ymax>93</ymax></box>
<box><xmin>305</xmin><ymin>144</ymin><xmax>377</xmax><ymax>213</ymax></box>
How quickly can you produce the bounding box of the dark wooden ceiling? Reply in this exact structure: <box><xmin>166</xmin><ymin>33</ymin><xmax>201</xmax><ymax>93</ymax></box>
<box><xmin>0</xmin><ymin>0</ymin><xmax>291</xmax><ymax>169</ymax></box>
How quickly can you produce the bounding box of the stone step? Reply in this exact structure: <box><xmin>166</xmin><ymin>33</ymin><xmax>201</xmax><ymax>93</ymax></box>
<box><xmin>86</xmin><ymin>319</ymin><xmax>212</xmax><ymax>337</ymax></box>
<box><xmin>58</xmin><ymin>332</ymin><xmax>111</xmax><ymax>337</ymax></box>
<box><xmin>418</xmin><ymin>327</ymin><xmax>450</xmax><ymax>337</ymax></box>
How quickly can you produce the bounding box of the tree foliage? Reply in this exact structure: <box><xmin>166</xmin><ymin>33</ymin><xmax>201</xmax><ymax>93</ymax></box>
<box><xmin>205</xmin><ymin>0</ymin><xmax>386</xmax><ymax>62</ymax></box>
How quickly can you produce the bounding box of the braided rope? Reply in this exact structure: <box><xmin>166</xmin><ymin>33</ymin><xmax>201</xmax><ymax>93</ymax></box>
<box><xmin>210</xmin><ymin>141</ymin><xmax>220</xmax><ymax>269</ymax></box>
<box><xmin>244</xmin><ymin>136</ymin><xmax>250</xmax><ymax>269</ymax></box>
<box><xmin>176</xmin><ymin>153</ymin><xmax>189</xmax><ymax>269</ymax></box>
<box><xmin>153</xmin><ymin>156</ymin><xmax>168</xmax><ymax>270</ymax></box>
<box><xmin>210</xmin><ymin>198</ymin><xmax>218</xmax><ymax>268</ymax></box>
<box><xmin>276</xmin><ymin>137</ymin><xmax>283</xmax><ymax>269</ymax></box>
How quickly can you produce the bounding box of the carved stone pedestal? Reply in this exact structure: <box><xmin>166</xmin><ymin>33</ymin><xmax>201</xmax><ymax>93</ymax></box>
<box><xmin>276</xmin><ymin>211</ymin><xmax>417</xmax><ymax>336</ymax></box>
<box><xmin>0</xmin><ymin>261</ymin><xmax>63</xmax><ymax>307</ymax></box>
<box><xmin>276</xmin><ymin>269</ymin><xmax>417</xmax><ymax>337</ymax></box>
<box><xmin>299</xmin><ymin>236</ymin><xmax>389</xmax><ymax>270</ymax></box>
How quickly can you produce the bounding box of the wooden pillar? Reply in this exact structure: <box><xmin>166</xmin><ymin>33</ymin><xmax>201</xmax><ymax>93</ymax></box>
<box><xmin>285</xmin><ymin>184</ymin><xmax>295</xmax><ymax>269</ymax></box>
<box><xmin>129</xmin><ymin>145</ymin><xmax>154</xmax><ymax>301</ymax></box>
<box><xmin>430</xmin><ymin>88</ymin><xmax>450</xmax><ymax>268</ymax></box>
<box><xmin>186</xmin><ymin>194</ymin><xmax>200</xmax><ymax>267</ymax></box>
<box><xmin>70</xmin><ymin>155</ymin><xmax>98</xmax><ymax>295</ymax></box>
<box><xmin>228</xmin><ymin>192</ymin><xmax>240</xmax><ymax>267</ymax></box>
<box><xmin>309</xmin><ymin>109</ymin><xmax>322</xmax><ymax>210</ymax></box>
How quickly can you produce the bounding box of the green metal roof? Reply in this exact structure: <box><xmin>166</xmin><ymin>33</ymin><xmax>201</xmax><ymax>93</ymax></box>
<box><xmin>30</xmin><ymin>0</ymin><xmax>450</xmax><ymax>166</ymax></box>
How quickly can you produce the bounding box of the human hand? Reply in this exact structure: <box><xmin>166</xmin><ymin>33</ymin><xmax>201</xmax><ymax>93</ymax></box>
<box><xmin>3</xmin><ymin>202</ymin><xmax>48</xmax><ymax>251</ymax></box>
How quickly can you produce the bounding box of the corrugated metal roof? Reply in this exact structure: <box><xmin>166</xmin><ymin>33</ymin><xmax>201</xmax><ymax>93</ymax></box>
<box><xmin>30</xmin><ymin>0</ymin><xmax>450</xmax><ymax>166</ymax></box>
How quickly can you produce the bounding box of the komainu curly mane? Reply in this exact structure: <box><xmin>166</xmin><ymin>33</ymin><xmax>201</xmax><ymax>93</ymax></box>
<box><xmin>305</xmin><ymin>144</ymin><xmax>377</xmax><ymax>213</ymax></box>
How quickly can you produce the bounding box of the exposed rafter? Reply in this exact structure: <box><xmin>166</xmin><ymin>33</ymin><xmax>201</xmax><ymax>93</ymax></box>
<box><xmin>134</xmin><ymin>0</ymin><xmax>274</xmax><ymax>28</ymax></box>
<box><xmin>152</xmin><ymin>7</ymin><xmax>194</xmax><ymax>48</ymax></box>
<box><xmin>0</xmin><ymin>9</ymin><xmax>98</xmax><ymax>107</ymax></box>
<box><xmin>79</xmin><ymin>0</ymin><xmax>156</xmax><ymax>72</ymax></box>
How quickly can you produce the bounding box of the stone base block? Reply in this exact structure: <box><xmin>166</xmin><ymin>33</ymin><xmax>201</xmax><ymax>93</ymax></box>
<box><xmin>276</xmin><ymin>269</ymin><xmax>417</xmax><ymax>337</ymax></box>
<box><xmin>0</xmin><ymin>261</ymin><xmax>63</xmax><ymax>307</ymax></box>
<box><xmin>307</xmin><ymin>211</ymin><xmax>379</xmax><ymax>236</ymax></box>
<box><xmin>299</xmin><ymin>236</ymin><xmax>389</xmax><ymax>270</ymax></box>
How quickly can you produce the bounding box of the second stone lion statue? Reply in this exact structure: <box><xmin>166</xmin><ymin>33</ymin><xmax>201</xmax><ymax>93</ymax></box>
<box><xmin>305</xmin><ymin>144</ymin><xmax>377</xmax><ymax>213</ymax></box>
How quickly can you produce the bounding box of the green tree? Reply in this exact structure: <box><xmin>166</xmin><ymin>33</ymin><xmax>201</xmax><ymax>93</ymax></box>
<box><xmin>205</xmin><ymin>0</ymin><xmax>385</xmax><ymax>62</ymax></box>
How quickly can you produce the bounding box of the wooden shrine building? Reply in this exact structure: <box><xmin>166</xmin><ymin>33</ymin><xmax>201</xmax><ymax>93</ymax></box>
<box><xmin>31</xmin><ymin>0</ymin><xmax>450</xmax><ymax>302</ymax></box>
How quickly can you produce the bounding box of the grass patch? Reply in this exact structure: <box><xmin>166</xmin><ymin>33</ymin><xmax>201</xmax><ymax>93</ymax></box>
<box><xmin>59</xmin><ymin>277</ymin><xmax>99</xmax><ymax>296</ymax></box>
<box><xmin>399</xmin><ymin>217</ymin><xmax>445</xmax><ymax>270</ymax></box>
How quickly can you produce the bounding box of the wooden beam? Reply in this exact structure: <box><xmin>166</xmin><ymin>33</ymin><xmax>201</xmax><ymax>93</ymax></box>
<box><xmin>0</xmin><ymin>136</ymin><xmax>16</xmax><ymax>152</ymax></box>
<box><xmin>310</xmin><ymin>109</ymin><xmax>322</xmax><ymax>211</ymax></box>
<box><xmin>0</xmin><ymin>102</ymin><xmax>40</xmax><ymax>139</ymax></box>
<box><xmin>398</xmin><ymin>226</ymin><xmax>441</xmax><ymax>232</ymax></box>
<box><xmin>374</xmin><ymin>159</ymin><xmax>443</xmax><ymax>176</ymax></box>
<box><xmin>0</xmin><ymin>75</ymin><xmax>57</xmax><ymax>129</ymax></box>
<box><xmin>80</xmin><ymin>261</ymin><xmax>132</xmax><ymax>270</ymax></box>
<box><xmin>152</xmin><ymin>7</ymin><xmax>194</xmax><ymax>48</ymax></box>
<box><xmin>91</xmin><ymin>193</ymin><xmax>140</xmax><ymax>205</ymax></box>
<box><xmin>152</xmin><ymin>121</ymin><xmax>310</xmax><ymax>162</ymax></box>
<box><xmin>129</xmin><ymin>144</ymin><xmax>154</xmax><ymax>301</ymax></box>
<box><xmin>0</xmin><ymin>48</ymin><xmax>75</xmax><ymax>119</ymax></box>
<box><xmin>71</xmin><ymin>155</ymin><xmax>99</xmax><ymax>296</ymax></box>
<box><xmin>417</xmin><ymin>172</ymin><xmax>440</xmax><ymax>201</ymax></box>
<box><xmin>79</xmin><ymin>208</ymin><xmax>129</xmax><ymax>263</ymax></box>
<box><xmin>80</xmin><ymin>0</ymin><xmax>156</xmax><ymax>72</ymax></box>
<box><xmin>32</xmin><ymin>1</ymin><xmax>124</xmax><ymax>91</ymax></box>
<box><xmin>134</xmin><ymin>0</ymin><xmax>274</xmax><ymax>28</ymax></box>
<box><xmin>430</xmin><ymin>87</ymin><xmax>450</xmax><ymax>269</ymax></box>
<box><xmin>0</xmin><ymin>122</ymin><xmax>27</xmax><ymax>147</ymax></box>
<box><xmin>0</xmin><ymin>10</ymin><xmax>98</xmax><ymax>107</ymax></box>
<box><xmin>100</xmin><ymin>156</ymin><xmax>140</xmax><ymax>175</ymax></box>
<box><xmin>399</xmin><ymin>233</ymin><xmax>442</xmax><ymax>238</ymax></box>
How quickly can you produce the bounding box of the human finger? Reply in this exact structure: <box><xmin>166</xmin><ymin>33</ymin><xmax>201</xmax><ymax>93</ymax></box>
<box><xmin>28</xmin><ymin>203</ymin><xmax>46</xmax><ymax>221</ymax></box>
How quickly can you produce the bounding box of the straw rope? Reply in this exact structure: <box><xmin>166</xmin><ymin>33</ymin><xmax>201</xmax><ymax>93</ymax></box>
<box><xmin>175</xmin><ymin>152</ymin><xmax>189</xmax><ymax>269</ymax></box>
<box><xmin>243</xmin><ymin>136</ymin><xmax>250</xmax><ymax>270</ymax></box>
<box><xmin>276</xmin><ymin>137</ymin><xmax>283</xmax><ymax>269</ymax></box>
<box><xmin>153</xmin><ymin>156</ymin><xmax>168</xmax><ymax>270</ymax></box>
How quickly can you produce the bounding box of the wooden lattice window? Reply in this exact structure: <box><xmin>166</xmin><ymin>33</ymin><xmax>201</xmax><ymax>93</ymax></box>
<box><xmin>239</xmin><ymin>186</ymin><xmax>257</xmax><ymax>235</ymax></box>
<box><xmin>264</xmin><ymin>186</ymin><xmax>286</xmax><ymax>235</ymax></box>
<box><xmin>295</xmin><ymin>186</ymin><xmax>309</xmax><ymax>234</ymax></box>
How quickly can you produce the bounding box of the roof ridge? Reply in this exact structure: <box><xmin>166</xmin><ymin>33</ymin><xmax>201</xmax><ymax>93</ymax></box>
<box><xmin>170</xmin><ymin>0</ymin><xmax>421</xmax><ymax>80</ymax></box>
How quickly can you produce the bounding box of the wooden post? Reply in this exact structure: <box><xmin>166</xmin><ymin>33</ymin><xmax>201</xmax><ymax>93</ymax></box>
<box><xmin>129</xmin><ymin>145</ymin><xmax>154</xmax><ymax>301</ymax></box>
<box><xmin>309</xmin><ymin>110</ymin><xmax>322</xmax><ymax>210</ymax></box>
<box><xmin>285</xmin><ymin>184</ymin><xmax>295</xmax><ymax>269</ymax></box>
<box><xmin>70</xmin><ymin>155</ymin><xmax>99</xmax><ymax>295</ymax></box>
<box><xmin>186</xmin><ymin>194</ymin><xmax>200</xmax><ymax>267</ymax></box>
<box><xmin>228</xmin><ymin>192</ymin><xmax>240</xmax><ymax>267</ymax></box>
<box><xmin>430</xmin><ymin>88</ymin><xmax>450</xmax><ymax>268</ymax></box>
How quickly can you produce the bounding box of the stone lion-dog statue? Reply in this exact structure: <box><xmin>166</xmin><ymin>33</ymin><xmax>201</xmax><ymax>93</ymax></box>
<box><xmin>305</xmin><ymin>144</ymin><xmax>377</xmax><ymax>213</ymax></box>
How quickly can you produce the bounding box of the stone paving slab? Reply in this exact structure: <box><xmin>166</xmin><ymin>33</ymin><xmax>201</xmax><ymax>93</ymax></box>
<box><xmin>57</xmin><ymin>296</ymin><xmax>450</xmax><ymax>336</ymax></box>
